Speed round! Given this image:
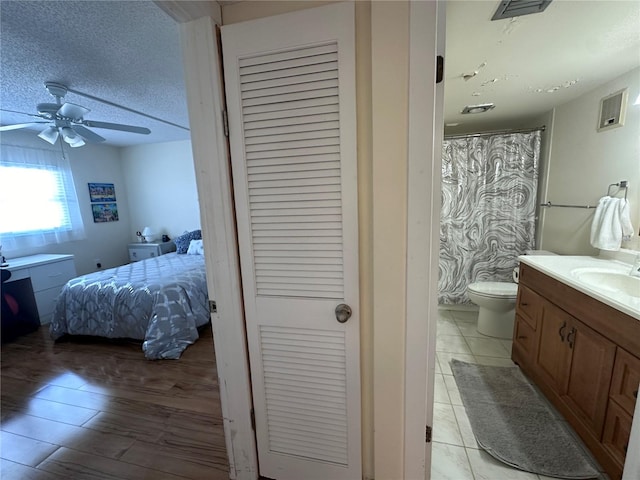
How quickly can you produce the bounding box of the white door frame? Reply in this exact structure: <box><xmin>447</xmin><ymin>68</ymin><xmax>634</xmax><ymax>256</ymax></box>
<box><xmin>176</xmin><ymin>2</ymin><xmax>444</xmax><ymax>478</ymax></box>
<box><xmin>179</xmin><ymin>16</ymin><xmax>259</xmax><ymax>480</ymax></box>
<box><xmin>404</xmin><ymin>1</ymin><xmax>445</xmax><ymax>478</ymax></box>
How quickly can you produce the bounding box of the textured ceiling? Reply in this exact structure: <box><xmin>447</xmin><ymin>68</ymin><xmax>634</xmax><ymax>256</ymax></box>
<box><xmin>444</xmin><ymin>1</ymin><xmax>640</xmax><ymax>134</ymax></box>
<box><xmin>0</xmin><ymin>0</ymin><xmax>189</xmax><ymax>147</ymax></box>
<box><xmin>1</xmin><ymin>1</ymin><xmax>639</xmax><ymax>146</ymax></box>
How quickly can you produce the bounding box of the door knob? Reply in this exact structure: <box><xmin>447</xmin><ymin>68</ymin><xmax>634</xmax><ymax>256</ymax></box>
<box><xmin>335</xmin><ymin>304</ymin><xmax>352</xmax><ymax>323</ymax></box>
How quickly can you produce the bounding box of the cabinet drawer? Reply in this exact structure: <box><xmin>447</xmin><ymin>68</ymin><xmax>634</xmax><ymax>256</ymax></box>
<box><xmin>34</xmin><ymin>285</ymin><xmax>64</xmax><ymax>319</ymax></box>
<box><xmin>29</xmin><ymin>260</ymin><xmax>76</xmax><ymax>291</ymax></box>
<box><xmin>514</xmin><ymin>315</ymin><xmax>536</xmax><ymax>357</ymax></box>
<box><xmin>602</xmin><ymin>400</ymin><xmax>632</xmax><ymax>467</ymax></box>
<box><xmin>610</xmin><ymin>348</ymin><xmax>640</xmax><ymax>416</ymax></box>
<box><xmin>516</xmin><ymin>285</ymin><xmax>539</xmax><ymax>329</ymax></box>
<box><xmin>4</xmin><ymin>266</ymin><xmax>29</xmax><ymax>282</ymax></box>
<box><xmin>129</xmin><ymin>247</ymin><xmax>159</xmax><ymax>262</ymax></box>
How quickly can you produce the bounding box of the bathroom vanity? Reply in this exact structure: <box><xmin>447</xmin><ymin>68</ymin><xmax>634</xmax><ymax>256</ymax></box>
<box><xmin>513</xmin><ymin>255</ymin><xmax>640</xmax><ymax>480</ymax></box>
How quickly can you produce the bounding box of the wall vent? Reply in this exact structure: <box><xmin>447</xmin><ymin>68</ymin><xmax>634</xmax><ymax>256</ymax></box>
<box><xmin>492</xmin><ymin>0</ymin><xmax>552</xmax><ymax>21</ymax></box>
<box><xmin>598</xmin><ymin>88</ymin><xmax>628</xmax><ymax>132</ymax></box>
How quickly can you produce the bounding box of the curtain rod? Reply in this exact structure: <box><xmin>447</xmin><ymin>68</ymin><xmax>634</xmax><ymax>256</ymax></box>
<box><xmin>444</xmin><ymin>125</ymin><xmax>546</xmax><ymax>140</ymax></box>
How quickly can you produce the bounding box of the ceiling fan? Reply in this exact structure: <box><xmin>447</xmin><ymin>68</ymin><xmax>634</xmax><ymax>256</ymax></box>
<box><xmin>0</xmin><ymin>82</ymin><xmax>151</xmax><ymax>147</ymax></box>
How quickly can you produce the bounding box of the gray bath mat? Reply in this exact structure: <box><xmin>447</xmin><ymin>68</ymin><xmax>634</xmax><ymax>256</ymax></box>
<box><xmin>450</xmin><ymin>360</ymin><xmax>599</xmax><ymax>479</ymax></box>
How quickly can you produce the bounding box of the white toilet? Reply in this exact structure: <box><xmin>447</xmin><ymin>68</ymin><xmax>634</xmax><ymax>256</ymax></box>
<box><xmin>467</xmin><ymin>282</ymin><xmax>519</xmax><ymax>338</ymax></box>
<box><xmin>467</xmin><ymin>250</ymin><xmax>556</xmax><ymax>339</ymax></box>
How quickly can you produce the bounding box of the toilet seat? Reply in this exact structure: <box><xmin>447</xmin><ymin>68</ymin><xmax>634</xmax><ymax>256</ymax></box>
<box><xmin>468</xmin><ymin>281</ymin><xmax>518</xmax><ymax>299</ymax></box>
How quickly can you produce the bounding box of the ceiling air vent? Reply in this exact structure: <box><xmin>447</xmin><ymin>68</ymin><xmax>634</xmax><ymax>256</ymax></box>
<box><xmin>462</xmin><ymin>103</ymin><xmax>495</xmax><ymax>114</ymax></box>
<box><xmin>598</xmin><ymin>88</ymin><xmax>628</xmax><ymax>132</ymax></box>
<box><xmin>492</xmin><ymin>0</ymin><xmax>552</xmax><ymax>21</ymax></box>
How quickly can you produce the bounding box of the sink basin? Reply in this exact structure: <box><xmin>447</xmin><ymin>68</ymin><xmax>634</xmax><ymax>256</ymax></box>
<box><xmin>571</xmin><ymin>269</ymin><xmax>640</xmax><ymax>298</ymax></box>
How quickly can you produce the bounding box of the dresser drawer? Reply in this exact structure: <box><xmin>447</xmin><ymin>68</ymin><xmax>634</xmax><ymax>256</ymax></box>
<box><xmin>129</xmin><ymin>246</ymin><xmax>159</xmax><ymax>262</ymax></box>
<box><xmin>29</xmin><ymin>260</ymin><xmax>76</xmax><ymax>291</ymax></box>
<box><xmin>34</xmin><ymin>285</ymin><xmax>64</xmax><ymax>319</ymax></box>
<box><xmin>4</xmin><ymin>266</ymin><xmax>30</xmax><ymax>282</ymax></box>
<box><xmin>610</xmin><ymin>347</ymin><xmax>640</xmax><ymax>416</ymax></box>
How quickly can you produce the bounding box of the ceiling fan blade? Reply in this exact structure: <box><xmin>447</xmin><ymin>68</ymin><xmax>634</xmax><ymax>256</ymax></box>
<box><xmin>0</xmin><ymin>121</ymin><xmax>49</xmax><ymax>131</ymax></box>
<box><xmin>0</xmin><ymin>107</ymin><xmax>44</xmax><ymax>119</ymax></box>
<box><xmin>57</xmin><ymin>102</ymin><xmax>90</xmax><ymax>120</ymax></box>
<box><xmin>71</xmin><ymin>125</ymin><xmax>105</xmax><ymax>143</ymax></box>
<box><xmin>82</xmin><ymin>120</ymin><xmax>151</xmax><ymax>135</ymax></box>
<box><xmin>38</xmin><ymin>126</ymin><xmax>59</xmax><ymax>145</ymax></box>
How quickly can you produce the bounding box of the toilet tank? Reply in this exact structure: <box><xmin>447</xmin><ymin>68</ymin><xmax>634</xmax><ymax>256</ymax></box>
<box><xmin>514</xmin><ymin>250</ymin><xmax>557</xmax><ymax>283</ymax></box>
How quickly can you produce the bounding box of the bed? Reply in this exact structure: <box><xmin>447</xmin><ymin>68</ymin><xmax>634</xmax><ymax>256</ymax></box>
<box><xmin>50</xmin><ymin>251</ymin><xmax>210</xmax><ymax>359</ymax></box>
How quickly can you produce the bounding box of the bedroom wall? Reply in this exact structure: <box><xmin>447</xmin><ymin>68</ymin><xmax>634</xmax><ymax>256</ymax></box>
<box><xmin>539</xmin><ymin>67</ymin><xmax>640</xmax><ymax>254</ymax></box>
<box><xmin>1</xmin><ymin>130</ymin><xmax>132</xmax><ymax>274</ymax></box>
<box><xmin>119</xmin><ymin>139</ymin><xmax>201</xmax><ymax>242</ymax></box>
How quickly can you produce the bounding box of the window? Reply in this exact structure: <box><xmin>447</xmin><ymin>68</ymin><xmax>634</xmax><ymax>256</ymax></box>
<box><xmin>0</xmin><ymin>144</ymin><xmax>85</xmax><ymax>251</ymax></box>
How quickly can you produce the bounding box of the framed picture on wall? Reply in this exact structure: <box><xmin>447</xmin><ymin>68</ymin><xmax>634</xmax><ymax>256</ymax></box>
<box><xmin>92</xmin><ymin>203</ymin><xmax>119</xmax><ymax>223</ymax></box>
<box><xmin>88</xmin><ymin>183</ymin><xmax>116</xmax><ymax>203</ymax></box>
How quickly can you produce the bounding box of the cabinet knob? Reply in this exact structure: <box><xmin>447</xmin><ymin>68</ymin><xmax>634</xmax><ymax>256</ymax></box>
<box><xmin>517</xmin><ymin>335</ymin><xmax>527</xmax><ymax>340</ymax></box>
<box><xmin>634</xmin><ymin>390</ymin><xmax>638</xmax><ymax>399</ymax></box>
<box><xmin>567</xmin><ymin>327</ymin><xmax>577</xmax><ymax>349</ymax></box>
<box><xmin>521</xmin><ymin>302</ymin><xmax>529</xmax><ymax>306</ymax></box>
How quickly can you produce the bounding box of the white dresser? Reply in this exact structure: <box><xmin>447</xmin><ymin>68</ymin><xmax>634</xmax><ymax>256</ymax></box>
<box><xmin>2</xmin><ymin>254</ymin><xmax>76</xmax><ymax>325</ymax></box>
<box><xmin>128</xmin><ymin>241</ymin><xmax>176</xmax><ymax>262</ymax></box>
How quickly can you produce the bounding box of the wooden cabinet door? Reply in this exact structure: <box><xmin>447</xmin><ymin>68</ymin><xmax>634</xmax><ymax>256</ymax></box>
<box><xmin>563</xmin><ymin>318</ymin><xmax>616</xmax><ymax>437</ymax></box>
<box><xmin>535</xmin><ymin>300</ymin><xmax>572</xmax><ymax>393</ymax></box>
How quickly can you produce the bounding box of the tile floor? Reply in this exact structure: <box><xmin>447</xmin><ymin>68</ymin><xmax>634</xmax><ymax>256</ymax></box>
<box><xmin>430</xmin><ymin>307</ymin><xmax>608</xmax><ymax>480</ymax></box>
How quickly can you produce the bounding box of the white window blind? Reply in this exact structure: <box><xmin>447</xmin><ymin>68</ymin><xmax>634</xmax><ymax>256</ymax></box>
<box><xmin>0</xmin><ymin>144</ymin><xmax>85</xmax><ymax>251</ymax></box>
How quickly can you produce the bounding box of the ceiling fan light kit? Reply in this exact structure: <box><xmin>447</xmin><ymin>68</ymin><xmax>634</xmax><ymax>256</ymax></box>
<box><xmin>60</xmin><ymin>126</ymin><xmax>85</xmax><ymax>147</ymax></box>
<box><xmin>0</xmin><ymin>81</ymin><xmax>151</xmax><ymax>148</ymax></box>
<box><xmin>37</xmin><ymin>126</ymin><xmax>59</xmax><ymax>145</ymax></box>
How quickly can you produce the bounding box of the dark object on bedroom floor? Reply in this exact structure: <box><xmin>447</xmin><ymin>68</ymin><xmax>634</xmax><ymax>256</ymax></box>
<box><xmin>1</xmin><ymin>270</ymin><xmax>40</xmax><ymax>344</ymax></box>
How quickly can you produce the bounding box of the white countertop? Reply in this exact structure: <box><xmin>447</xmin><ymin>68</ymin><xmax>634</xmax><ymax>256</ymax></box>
<box><xmin>518</xmin><ymin>255</ymin><xmax>640</xmax><ymax>321</ymax></box>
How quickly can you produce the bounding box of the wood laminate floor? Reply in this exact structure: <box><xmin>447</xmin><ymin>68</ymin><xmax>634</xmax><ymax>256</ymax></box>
<box><xmin>0</xmin><ymin>324</ymin><xmax>230</xmax><ymax>479</ymax></box>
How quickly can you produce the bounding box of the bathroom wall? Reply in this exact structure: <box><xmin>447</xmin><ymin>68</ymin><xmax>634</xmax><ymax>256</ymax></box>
<box><xmin>539</xmin><ymin>67</ymin><xmax>640</xmax><ymax>255</ymax></box>
<box><xmin>530</xmin><ymin>110</ymin><xmax>554</xmax><ymax>250</ymax></box>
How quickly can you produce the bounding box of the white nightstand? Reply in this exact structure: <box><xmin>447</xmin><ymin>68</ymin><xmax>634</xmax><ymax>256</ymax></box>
<box><xmin>128</xmin><ymin>241</ymin><xmax>176</xmax><ymax>262</ymax></box>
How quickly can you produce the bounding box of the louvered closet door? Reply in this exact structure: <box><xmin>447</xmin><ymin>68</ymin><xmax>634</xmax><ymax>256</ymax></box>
<box><xmin>221</xmin><ymin>3</ymin><xmax>360</xmax><ymax>480</ymax></box>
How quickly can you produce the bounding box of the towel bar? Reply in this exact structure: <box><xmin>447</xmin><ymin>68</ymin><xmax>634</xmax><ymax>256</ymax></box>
<box><xmin>540</xmin><ymin>181</ymin><xmax>629</xmax><ymax>210</ymax></box>
<box><xmin>607</xmin><ymin>180</ymin><xmax>628</xmax><ymax>200</ymax></box>
<box><xmin>539</xmin><ymin>202</ymin><xmax>596</xmax><ymax>209</ymax></box>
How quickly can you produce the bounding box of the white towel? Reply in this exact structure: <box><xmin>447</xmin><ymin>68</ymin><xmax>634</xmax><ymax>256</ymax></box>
<box><xmin>620</xmin><ymin>198</ymin><xmax>635</xmax><ymax>241</ymax></box>
<box><xmin>590</xmin><ymin>196</ymin><xmax>634</xmax><ymax>251</ymax></box>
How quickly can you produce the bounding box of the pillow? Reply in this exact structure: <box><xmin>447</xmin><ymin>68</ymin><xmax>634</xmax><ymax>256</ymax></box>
<box><xmin>186</xmin><ymin>239</ymin><xmax>204</xmax><ymax>255</ymax></box>
<box><xmin>174</xmin><ymin>229</ymin><xmax>202</xmax><ymax>254</ymax></box>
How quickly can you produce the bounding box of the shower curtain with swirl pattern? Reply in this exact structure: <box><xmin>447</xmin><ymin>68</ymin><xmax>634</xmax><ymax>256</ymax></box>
<box><xmin>439</xmin><ymin>131</ymin><xmax>541</xmax><ymax>305</ymax></box>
